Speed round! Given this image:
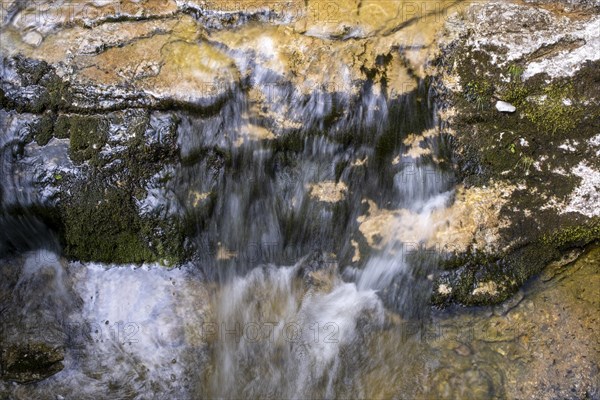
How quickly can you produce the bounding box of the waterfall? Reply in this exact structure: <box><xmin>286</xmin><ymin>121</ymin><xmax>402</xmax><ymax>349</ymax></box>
<box><xmin>196</xmin><ymin>78</ymin><xmax>455</xmax><ymax>398</ymax></box>
<box><xmin>0</xmin><ymin>73</ymin><xmax>454</xmax><ymax>399</ymax></box>
<box><xmin>0</xmin><ymin>71</ymin><xmax>455</xmax><ymax>397</ymax></box>
<box><xmin>0</xmin><ymin>3</ymin><xmax>457</xmax><ymax>394</ymax></box>
<box><xmin>3</xmin><ymin>0</ymin><xmax>599</xmax><ymax>398</ymax></box>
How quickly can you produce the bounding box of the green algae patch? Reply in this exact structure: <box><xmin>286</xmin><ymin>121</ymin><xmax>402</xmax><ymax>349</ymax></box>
<box><xmin>501</xmin><ymin>67</ymin><xmax>585</xmax><ymax>135</ymax></box>
<box><xmin>433</xmin><ymin>243</ymin><xmax>558</xmax><ymax>307</ymax></box>
<box><xmin>1</xmin><ymin>56</ymin><xmax>74</xmax><ymax>114</ymax></box>
<box><xmin>433</xmin><ymin>219</ymin><xmax>600</xmax><ymax>307</ymax></box>
<box><xmin>60</xmin><ymin>180</ymin><xmax>188</xmax><ymax>266</ymax></box>
<box><xmin>47</xmin><ymin>110</ymin><xmax>188</xmax><ymax>265</ymax></box>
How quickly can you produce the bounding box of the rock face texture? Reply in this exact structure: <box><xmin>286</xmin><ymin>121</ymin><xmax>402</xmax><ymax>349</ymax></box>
<box><xmin>1</xmin><ymin>0</ymin><xmax>459</xmax><ymax>266</ymax></box>
<box><xmin>0</xmin><ymin>0</ymin><xmax>598</xmax><ymax>304</ymax></box>
<box><xmin>432</xmin><ymin>0</ymin><xmax>600</xmax><ymax>305</ymax></box>
<box><xmin>0</xmin><ymin>252</ymin><xmax>74</xmax><ymax>384</ymax></box>
<box><xmin>1</xmin><ymin>343</ymin><xmax>64</xmax><ymax>383</ymax></box>
<box><xmin>0</xmin><ymin>1</ymin><xmax>599</xmax><ymax>395</ymax></box>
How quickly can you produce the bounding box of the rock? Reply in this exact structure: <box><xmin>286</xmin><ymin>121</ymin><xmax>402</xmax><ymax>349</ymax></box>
<box><xmin>432</xmin><ymin>0</ymin><xmax>600</xmax><ymax>307</ymax></box>
<box><xmin>0</xmin><ymin>106</ymin><xmax>186</xmax><ymax>264</ymax></box>
<box><xmin>0</xmin><ymin>252</ymin><xmax>76</xmax><ymax>386</ymax></box>
<box><xmin>308</xmin><ymin>181</ymin><xmax>348</xmax><ymax>203</ymax></box>
<box><xmin>296</xmin><ymin>251</ymin><xmax>338</xmax><ymax>290</ymax></box>
<box><xmin>21</xmin><ymin>31</ymin><xmax>43</xmax><ymax>47</ymax></box>
<box><xmin>0</xmin><ymin>0</ymin><xmax>461</xmax><ymax>267</ymax></box>
<box><xmin>454</xmin><ymin>343</ymin><xmax>472</xmax><ymax>357</ymax></box>
<box><xmin>1</xmin><ymin>343</ymin><xmax>64</xmax><ymax>383</ymax></box>
<box><xmin>493</xmin><ymin>290</ymin><xmax>525</xmax><ymax>316</ymax></box>
<box><xmin>495</xmin><ymin>101</ymin><xmax>516</xmax><ymax>113</ymax></box>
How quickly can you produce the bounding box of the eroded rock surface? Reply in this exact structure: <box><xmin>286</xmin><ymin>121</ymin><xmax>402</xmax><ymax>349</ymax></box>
<box><xmin>1</xmin><ymin>0</ymin><xmax>468</xmax><ymax>266</ymax></box>
<box><xmin>1</xmin><ymin>0</ymin><xmax>598</xmax><ymax>300</ymax></box>
<box><xmin>1</xmin><ymin>343</ymin><xmax>64</xmax><ymax>384</ymax></box>
<box><xmin>432</xmin><ymin>0</ymin><xmax>600</xmax><ymax>305</ymax></box>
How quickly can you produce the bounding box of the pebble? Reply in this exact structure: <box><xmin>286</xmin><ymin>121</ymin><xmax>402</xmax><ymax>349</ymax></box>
<box><xmin>455</xmin><ymin>344</ymin><xmax>472</xmax><ymax>356</ymax></box>
<box><xmin>22</xmin><ymin>31</ymin><xmax>43</xmax><ymax>47</ymax></box>
<box><xmin>495</xmin><ymin>101</ymin><xmax>516</xmax><ymax>113</ymax></box>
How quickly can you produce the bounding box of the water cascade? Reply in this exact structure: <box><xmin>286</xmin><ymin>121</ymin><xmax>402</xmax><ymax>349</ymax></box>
<box><xmin>2</xmin><ymin>0</ymin><xmax>599</xmax><ymax>399</ymax></box>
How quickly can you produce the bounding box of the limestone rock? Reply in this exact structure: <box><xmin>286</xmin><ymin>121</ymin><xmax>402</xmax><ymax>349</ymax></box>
<box><xmin>495</xmin><ymin>101</ymin><xmax>516</xmax><ymax>113</ymax></box>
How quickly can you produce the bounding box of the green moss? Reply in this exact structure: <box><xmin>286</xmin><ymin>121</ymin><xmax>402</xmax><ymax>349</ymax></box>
<box><xmin>500</xmin><ymin>63</ymin><xmax>584</xmax><ymax>135</ymax></box>
<box><xmin>433</xmin><ymin>242</ymin><xmax>559</xmax><ymax>307</ymax></box>
<box><xmin>503</xmin><ymin>65</ymin><xmax>529</xmax><ymax>105</ymax></box>
<box><xmin>514</xmin><ymin>155</ymin><xmax>534</xmax><ymax>174</ymax></box>
<box><xmin>53</xmin><ymin>115</ymin><xmax>71</xmax><ymax>139</ymax></box>
<box><xmin>43</xmin><ymin>74</ymin><xmax>73</xmax><ymax>111</ymax></box>
<box><xmin>434</xmin><ymin>222</ymin><xmax>599</xmax><ymax>307</ymax></box>
<box><xmin>140</xmin><ymin>217</ymin><xmax>189</xmax><ymax>267</ymax></box>
<box><xmin>522</xmin><ymin>82</ymin><xmax>583</xmax><ymax>135</ymax></box>
<box><xmin>507</xmin><ymin>64</ymin><xmax>524</xmax><ymax>79</ymax></box>
<box><xmin>53</xmin><ymin>111</ymin><xmax>187</xmax><ymax>265</ymax></box>
<box><xmin>33</xmin><ymin>113</ymin><xmax>55</xmax><ymax>146</ymax></box>
<box><xmin>66</xmin><ymin>115</ymin><xmax>109</xmax><ymax>164</ymax></box>
<box><xmin>434</xmin><ymin>34</ymin><xmax>600</xmax><ymax>308</ymax></box>
<box><xmin>464</xmin><ymin>80</ymin><xmax>494</xmax><ymax>110</ymax></box>
<box><xmin>541</xmin><ymin>218</ymin><xmax>600</xmax><ymax>250</ymax></box>
<box><xmin>7</xmin><ymin>56</ymin><xmax>73</xmax><ymax>113</ymax></box>
<box><xmin>62</xmin><ymin>185</ymin><xmax>155</xmax><ymax>264</ymax></box>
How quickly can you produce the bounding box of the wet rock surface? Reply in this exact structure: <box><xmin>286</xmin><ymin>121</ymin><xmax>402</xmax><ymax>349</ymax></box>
<box><xmin>0</xmin><ymin>0</ymin><xmax>597</xmax><ymax>297</ymax></box>
<box><xmin>1</xmin><ymin>343</ymin><xmax>64</xmax><ymax>384</ymax></box>
<box><xmin>356</xmin><ymin>246</ymin><xmax>600</xmax><ymax>399</ymax></box>
<box><xmin>0</xmin><ymin>104</ymin><xmax>184</xmax><ymax>264</ymax></box>
<box><xmin>432</xmin><ymin>0</ymin><xmax>600</xmax><ymax>305</ymax></box>
<box><xmin>0</xmin><ymin>251</ymin><xmax>212</xmax><ymax>397</ymax></box>
<box><xmin>0</xmin><ymin>1</ymin><xmax>599</xmax><ymax>395</ymax></box>
<box><xmin>0</xmin><ymin>0</ymin><xmax>458</xmax><ymax>111</ymax></box>
<box><xmin>0</xmin><ymin>252</ymin><xmax>75</xmax><ymax>385</ymax></box>
<box><xmin>1</xmin><ymin>0</ymin><xmax>464</xmax><ymax>266</ymax></box>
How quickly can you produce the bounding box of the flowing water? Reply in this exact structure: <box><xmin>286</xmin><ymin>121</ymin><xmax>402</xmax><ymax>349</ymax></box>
<box><xmin>1</xmin><ymin>1</ymin><xmax>599</xmax><ymax>399</ymax></box>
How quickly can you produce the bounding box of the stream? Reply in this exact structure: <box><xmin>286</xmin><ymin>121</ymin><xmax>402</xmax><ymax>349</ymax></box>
<box><xmin>1</xmin><ymin>0</ymin><xmax>599</xmax><ymax>399</ymax></box>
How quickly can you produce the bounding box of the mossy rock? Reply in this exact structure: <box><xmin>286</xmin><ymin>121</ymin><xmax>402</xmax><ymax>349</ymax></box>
<box><xmin>431</xmin><ymin>34</ymin><xmax>600</xmax><ymax>306</ymax></box>
<box><xmin>501</xmin><ymin>69</ymin><xmax>585</xmax><ymax>135</ymax></box>
<box><xmin>42</xmin><ymin>73</ymin><xmax>73</xmax><ymax>111</ymax></box>
<box><xmin>541</xmin><ymin>218</ymin><xmax>600</xmax><ymax>250</ymax></box>
<box><xmin>65</xmin><ymin>115</ymin><xmax>109</xmax><ymax>164</ymax></box>
<box><xmin>2</xmin><ymin>56</ymin><xmax>73</xmax><ymax>113</ymax></box>
<box><xmin>61</xmin><ymin>183</ymin><xmax>154</xmax><ymax>264</ymax></box>
<box><xmin>53</xmin><ymin>115</ymin><xmax>72</xmax><ymax>139</ymax></box>
<box><xmin>433</xmin><ymin>223</ymin><xmax>599</xmax><ymax>307</ymax></box>
<box><xmin>32</xmin><ymin>115</ymin><xmax>54</xmax><ymax>146</ymax></box>
<box><xmin>1</xmin><ymin>343</ymin><xmax>64</xmax><ymax>384</ymax></box>
<box><xmin>36</xmin><ymin>113</ymin><xmax>110</xmax><ymax>164</ymax></box>
<box><xmin>59</xmin><ymin>176</ymin><xmax>188</xmax><ymax>265</ymax></box>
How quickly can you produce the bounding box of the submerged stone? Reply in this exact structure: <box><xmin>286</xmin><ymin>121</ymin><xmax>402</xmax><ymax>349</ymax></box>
<box><xmin>1</xmin><ymin>343</ymin><xmax>64</xmax><ymax>384</ymax></box>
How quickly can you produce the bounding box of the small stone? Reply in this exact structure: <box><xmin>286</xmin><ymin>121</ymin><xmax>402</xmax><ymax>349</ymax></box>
<box><xmin>495</xmin><ymin>101</ymin><xmax>516</xmax><ymax>113</ymax></box>
<box><xmin>455</xmin><ymin>344</ymin><xmax>472</xmax><ymax>356</ymax></box>
<box><xmin>22</xmin><ymin>31</ymin><xmax>43</xmax><ymax>47</ymax></box>
<box><xmin>1</xmin><ymin>343</ymin><xmax>64</xmax><ymax>383</ymax></box>
<box><xmin>438</xmin><ymin>283</ymin><xmax>452</xmax><ymax>295</ymax></box>
<box><xmin>495</xmin><ymin>347</ymin><xmax>507</xmax><ymax>356</ymax></box>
